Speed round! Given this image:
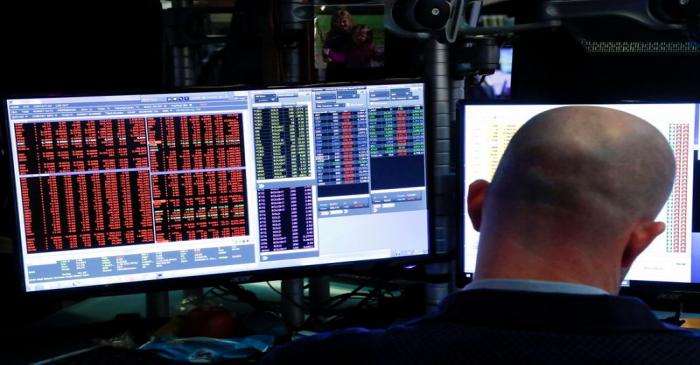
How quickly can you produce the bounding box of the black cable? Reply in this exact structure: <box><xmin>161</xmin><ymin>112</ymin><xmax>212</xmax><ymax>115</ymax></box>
<box><xmin>354</xmin><ymin>285</ymin><xmax>385</xmax><ymax>310</ymax></box>
<box><xmin>265</xmin><ymin>281</ymin><xmax>283</xmax><ymax>296</ymax></box>
<box><xmin>315</xmin><ymin>277</ymin><xmax>375</xmax><ymax>312</ymax></box>
<box><xmin>300</xmin><ymin>278</ymin><xmax>397</xmax><ymax>331</ymax></box>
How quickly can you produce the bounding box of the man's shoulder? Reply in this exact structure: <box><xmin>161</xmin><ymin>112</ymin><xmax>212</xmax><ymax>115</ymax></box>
<box><xmin>260</xmin><ymin>318</ymin><xmax>700</xmax><ymax>365</ymax></box>
<box><xmin>260</xmin><ymin>290</ymin><xmax>700</xmax><ymax>365</ymax></box>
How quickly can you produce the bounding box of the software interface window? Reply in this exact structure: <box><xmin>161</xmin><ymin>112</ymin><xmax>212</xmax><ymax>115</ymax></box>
<box><xmin>6</xmin><ymin>83</ymin><xmax>429</xmax><ymax>292</ymax></box>
<box><xmin>463</xmin><ymin>104</ymin><xmax>698</xmax><ymax>283</ymax></box>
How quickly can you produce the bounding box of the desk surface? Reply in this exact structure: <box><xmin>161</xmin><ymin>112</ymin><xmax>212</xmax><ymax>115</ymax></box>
<box><xmin>8</xmin><ymin>280</ymin><xmax>373</xmax><ymax>364</ymax></box>
<box><xmin>15</xmin><ymin>284</ymin><xmax>700</xmax><ymax>364</ymax></box>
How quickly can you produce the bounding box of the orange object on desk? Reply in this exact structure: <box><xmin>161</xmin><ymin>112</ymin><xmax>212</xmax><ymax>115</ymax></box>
<box><xmin>180</xmin><ymin>306</ymin><xmax>237</xmax><ymax>338</ymax></box>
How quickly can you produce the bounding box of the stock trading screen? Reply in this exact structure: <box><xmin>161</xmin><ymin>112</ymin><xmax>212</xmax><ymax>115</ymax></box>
<box><xmin>15</xmin><ymin>119</ymin><xmax>155</xmax><ymax>253</ymax></box>
<box><xmin>665</xmin><ymin>122</ymin><xmax>690</xmax><ymax>254</ymax></box>
<box><xmin>13</xmin><ymin>110</ymin><xmax>251</xmax><ymax>253</ymax></box>
<box><xmin>147</xmin><ymin>113</ymin><xmax>245</xmax><ymax>171</ymax></box>
<box><xmin>258</xmin><ymin>187</ymin><xmax>315</xmax><ymax>252</ymax></box>
<box><xmin>461</xmin><ymin>103</ymin><xmax>697</xmax><ymax>284</ymax></box>
<box><xmin>147</xmin><ymin>113</ymin><xmax>249</xmax><ymax>242</ymax></box>
<box><xmin>8</xmin><ymin>83</ymin><xmax>429</xmax><ymax>292</ymax></box>
<box><xmin>253</xmin><ymin>106</ymin><xmax>311</xmax><ymax>180</ymax></box>
<box><xmin>252</xmin><ymin>99</ymin><xmax>317</xmax><ymax>254</ymax></box>
<box><xmin>314</xmin><ymin>110</ymin><xmax>370</xmax><ymax>197</ymax></box>
<box><xmin>368</xmin><ymin>105</ymin><xmax>426</xmax><ymax>190</ymax></box>
<box><xmin>151</xmin><ymin>170</ymin><xmax>248</xmax><ymax>242</ymax></box>
<box><xmin>368</xmin><ymin>106</ymin><xmax>425</xmax><ymax>158</ymax></box>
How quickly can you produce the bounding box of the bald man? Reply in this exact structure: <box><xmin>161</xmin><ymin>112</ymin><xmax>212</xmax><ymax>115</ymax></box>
<box><xmin>261</xmin><ymin>106</ymin><xmax>700</xmax><ymax>365</ymax></box>
<box><xmin>468</xmin><ymin>106</ymin><xmax>674</xmax><ymax>293</ymax></box>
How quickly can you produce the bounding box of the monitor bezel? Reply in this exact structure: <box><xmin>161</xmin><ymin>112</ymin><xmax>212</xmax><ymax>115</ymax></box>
<box><xmin>2</xmin><ymin>79</ymin><xmax>434</xmax><ymax>299</ymax></box>
<box><xmin>456</xmin><ymin>99</ymin><xmax>700</xmax><ymax>291</ymax></box>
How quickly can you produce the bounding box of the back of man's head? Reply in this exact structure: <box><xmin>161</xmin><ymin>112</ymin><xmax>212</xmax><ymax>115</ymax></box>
<box><xmin>469</xmin><ymin>106</ymin><xmax>676</xmax><ymax>292</ymax></box>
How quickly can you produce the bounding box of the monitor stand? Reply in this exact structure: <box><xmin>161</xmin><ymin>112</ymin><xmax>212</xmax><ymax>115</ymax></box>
<box><xmin>281</xmin><ymin>278</ymin><xmax>304</xmax><ymax>328</ymax></box>
<box><xmin>145</xmin><ymin>288</ymin><xmax>204</xmax><ymax>320</ymax></box>
<box><xmin>279</xmin><ymin>277</ymin><xmax>330</xmax><ymax>329</ymax></box>
<box><xmin>146</xmin><ymin>291</ymin><xmax>170</xmax><ymax>319</ymax></box>
<box><xmin>309</xmin><ymin>276</ymin><xmax>330</xmax><ymax>314</ymax></box>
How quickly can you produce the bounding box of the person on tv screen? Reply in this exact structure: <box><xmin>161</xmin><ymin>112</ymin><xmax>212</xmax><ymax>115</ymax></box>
<box><xmin>261</xmin><ymin>106</ymin><xmax>700</xmax><ymax>364</ymax></box>
<box><xmin>345</xmin><ymin>24</ymin><xmax>384</xmax><ymax>69</ymax></box>
<box><xmin>322</xmin><ymin>8</ymin><xmax>354</xmax><ymax>78</ymax></box>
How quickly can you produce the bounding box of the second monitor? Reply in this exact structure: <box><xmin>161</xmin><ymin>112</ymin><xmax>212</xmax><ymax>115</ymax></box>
<box><xmin>460</xmin><ymin>102</ymin><xmax>698</xmax><ymax>285</ymax></box>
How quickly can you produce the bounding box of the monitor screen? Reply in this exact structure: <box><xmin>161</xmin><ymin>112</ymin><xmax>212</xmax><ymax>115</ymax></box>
<box><xmin>461</xmin><ymin>103</ymin><xmax>698</xmax><ymax>284</ymax></box>
<box><xmin>5</xmin><ymin>82</ymin><xmax>429</xmax><ymax>293</ymax></box>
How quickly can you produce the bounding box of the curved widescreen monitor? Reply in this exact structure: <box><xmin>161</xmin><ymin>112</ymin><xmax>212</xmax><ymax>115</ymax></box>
<box><xmin>4</xmin><ymin>82</ymin><xmax>429</xmax><ymax>293</ymax></box>
<box><xmin>460</xmin><ymin>102</ymin><xmax>699</xmax><ymax>286</ymax></box>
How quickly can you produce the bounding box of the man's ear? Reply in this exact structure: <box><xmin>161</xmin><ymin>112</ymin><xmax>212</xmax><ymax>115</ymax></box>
<box><xmin>467</xmin><ymin>180</ymin><xmax>490</xmax><ymax>232</ymax></box>
<box><xmin>621</xmin><ymin>221</ymin><xmax>666</xmax><ymax>269</ymax></box>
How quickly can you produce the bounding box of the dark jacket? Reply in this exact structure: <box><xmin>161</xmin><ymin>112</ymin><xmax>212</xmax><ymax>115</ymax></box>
<box><xmin>261</xmin><ymin>289</ymin><xmax>700</xmax><ymax>364</ymax></box>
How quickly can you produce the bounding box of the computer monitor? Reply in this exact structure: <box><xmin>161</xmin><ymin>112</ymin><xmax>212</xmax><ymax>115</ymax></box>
<box><xmin>4</xmin><ymin>82</ymin><xmax>429</xmax><ymax>293</ymax></box>
<box><xmin>460</xmin><ymin>102</ymin><xmax>698</xmax><ymax>286</ymax></box>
